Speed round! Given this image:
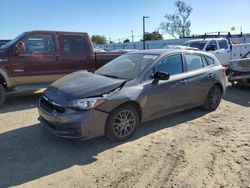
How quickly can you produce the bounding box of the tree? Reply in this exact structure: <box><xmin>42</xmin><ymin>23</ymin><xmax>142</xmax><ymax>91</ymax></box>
<box><xmin>123</xmin><ymin>39</ymin><xmax>130</xmax><ymax>43</ymax></box>
<box><xmin>91</xmin><ymin>35</ymin><xmax>107</xmax><ymax>44</ymax></box>
<box><xmin>144</xmin><ymin>31</ymin><xmax>163</xmax><ymax>41</ymax></box>
<box><xmin>160</xmin><ymin>1</ymin><xmax>193</xmax><ymax>38</ymax></box>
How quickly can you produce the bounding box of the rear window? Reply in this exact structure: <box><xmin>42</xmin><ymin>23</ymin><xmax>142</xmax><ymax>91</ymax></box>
<box><xmin>62</xmin><ymin>35</ymin><xmax>87</xmax><ymax>53</ymax></box>
<box><xmin>218</xmin><ymin>40</ymin><xmax>228</xmax><ymax>49</ymax></box>
<box><xmin>185</xmin><ymin>54</ymin><xmax>204</xmax><ymax>72</ymax></box>
<box><xmin>205</xmin><ymin>56</ymin><xmax>215</xmax><ymax>65</ymax></box>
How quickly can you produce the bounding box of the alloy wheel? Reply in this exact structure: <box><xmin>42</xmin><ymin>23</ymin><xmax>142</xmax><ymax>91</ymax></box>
<box><xmin>112</xmin><ymin>110</ymin><xmax>136</xmax><ymax>138</ymax></box>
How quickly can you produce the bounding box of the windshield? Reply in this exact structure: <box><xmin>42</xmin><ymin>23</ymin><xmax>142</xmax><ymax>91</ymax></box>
<box><xmin>184</xmin><ymin>41</ymin><xmax>206</xmax><ymax>50</ymax></box>
<box><xmin>96</xmin><ymin>53</ymin><xmax>159</xmax><ymax>80</ymax></box>
<box><xmin>0</xmin><ymin>32</ymin><xmax>26</xmax><ymax>50</ymax></box>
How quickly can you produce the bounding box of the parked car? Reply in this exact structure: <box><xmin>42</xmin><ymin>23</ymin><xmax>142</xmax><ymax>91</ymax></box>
<box><xmin>38</xmin><ymin>49</ymin><xmax>227</xmax><ymax>141</ymax></box>
<box><xmin>183</xmin><ymin>38</ymin><xmax>250</xmax><ymax>66</ymax></box>
<box><xmin>228</xmin><ymin>51</ymin><xmax>250</xmax><ymax>86</ymax></box>
<box><xmin>0</xmin><ymin>30</ymin><xmax>125</xmax><ymax>105</ymax></box>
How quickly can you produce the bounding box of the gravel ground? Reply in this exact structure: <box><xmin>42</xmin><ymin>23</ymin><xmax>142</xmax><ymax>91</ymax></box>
<box><xmin>0</xmin><ymin>86</ymin><xmax>249</xmax><ymax>188</ymax></box>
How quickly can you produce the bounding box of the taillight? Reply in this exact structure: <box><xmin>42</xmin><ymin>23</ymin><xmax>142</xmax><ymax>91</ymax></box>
<box><xmin>221</xmin><ymin>66</ymin><xmax>227</xmax><ymax>75</ymax></box>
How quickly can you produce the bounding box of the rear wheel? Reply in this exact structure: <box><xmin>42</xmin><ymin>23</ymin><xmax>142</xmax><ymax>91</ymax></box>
<box><xmin>105</xmin><ymin>105</ymin><xmax>139</xmax><ymax>141</ymax></box>
<box><xmin>202</xmin><ymin>85</ymin><xmax>222</xmax><ymax>111</ymax></box>
<box><xmin>0</xmin><ymin>84</ymin><xmax>6</xmax><ymax>106</ymax></box>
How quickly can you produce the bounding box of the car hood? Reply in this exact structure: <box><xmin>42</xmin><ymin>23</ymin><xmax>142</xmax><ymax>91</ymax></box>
<box><xmin>45</xmin><ymin>71</ymin><xmax>126</xmax><ymax>102</ymax></box>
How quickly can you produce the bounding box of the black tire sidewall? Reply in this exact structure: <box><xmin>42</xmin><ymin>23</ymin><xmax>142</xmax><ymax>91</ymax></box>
<box><xmin>204</xmin><ymin>85</ymin><xmax>222</xmax><ymax>111</ymax></box>
<box><xmin>0</xmin><ymin>84</ymin><xmax>6</xmax><ymax>106</ymax></box>
<box><xmin>105</xmin><ymin>105</ymin><xmax>139</xmax><ymax>141</ymax></box>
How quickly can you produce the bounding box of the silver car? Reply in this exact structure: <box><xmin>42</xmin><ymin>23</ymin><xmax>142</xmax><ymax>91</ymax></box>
<box><xmin>38</xmin><ymin>49</ymin><xmax>227</xmax><ymax>141</ymax></box>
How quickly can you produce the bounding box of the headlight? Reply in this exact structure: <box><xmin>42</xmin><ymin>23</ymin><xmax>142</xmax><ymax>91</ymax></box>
<box><xmin>67</xmin><ymin>98</ymin><xmax>106</xmax><ymax>110</ymax></box>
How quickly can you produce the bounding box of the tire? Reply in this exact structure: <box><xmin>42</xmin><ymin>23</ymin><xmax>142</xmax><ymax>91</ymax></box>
<box><xmin>202</xmin><ymin>85</ymin><xmax>222</xmax><ymax>111</ymax></box>
<box><xmin>0</xmin><ymin>84</ymin><xmax>6</xmax><ymax>106</ymax></box>
<box><xmin>105</xmin><ymin>104</ymin><xmax>139</xmax><ymax>141</ymax></box>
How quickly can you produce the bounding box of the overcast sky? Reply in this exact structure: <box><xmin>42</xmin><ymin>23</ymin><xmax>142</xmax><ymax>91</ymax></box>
<box><xmin>0</xmin><ymin>0</ymin><xmax>250</xmax><ymax>42</ymax></box>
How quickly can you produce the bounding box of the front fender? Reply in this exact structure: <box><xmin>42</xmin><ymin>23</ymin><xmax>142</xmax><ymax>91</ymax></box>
<box><xmin>96</xmin><ymin>85</ymin><xmax>143</xmax><ymax>113</ymax></box>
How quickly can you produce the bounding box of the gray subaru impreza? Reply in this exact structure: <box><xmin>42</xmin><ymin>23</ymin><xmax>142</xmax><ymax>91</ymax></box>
<box><xmin>38</xmin><ymin>49</ymin><xmax>226</xmax><ymax>141</ymax></box>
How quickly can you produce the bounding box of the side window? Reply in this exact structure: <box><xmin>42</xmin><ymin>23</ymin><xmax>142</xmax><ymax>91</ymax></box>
<box><xmin>156</xmin><ymin>54</ymin><xmax>183</xmax><ymax>75</ymax></box>
<box><xmin>218</xmin><ymin>40</ymin><xmax>228</xmax><ymax>49</ymax></box>
<box><xmin>185</xmin><ymin>54</ymin><xmax>204</xmax><ymax>71</ymax></box>
<box><xmin>24</xmin><ymin>34</ymin><xmax>55</xmax><ymax>54</ymax></box>
<box><xmin>144</xmin><ymin>68</ymin><xmax>154</xmax><ymax>81</ymax></box>
<box><xmin>202</xmin><ymin>55</ymin><xmax>209</xmax><ymax>67</ymax></box>
<box><xmin>206</xmin><ymin>40</ymin><xmax>217</xmax><ymax>51</ymax></box>
<box><xmin>205</xmin><ymin>56</ymin><xmax>215</xmax><ymax>65</ymax></box>
<box><xmin>62</xmin><ymin>35</ymin><xmax>87</xmax><ymax>53</ymax></box>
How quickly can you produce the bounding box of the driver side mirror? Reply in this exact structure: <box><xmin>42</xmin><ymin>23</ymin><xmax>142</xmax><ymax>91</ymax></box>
<box><xmin>16</xmin><ymin>41</ymin><xmax>26</xmax><ymax>55</ymax></box>
<box><xmin>152</xmin><ymin>71</ymin><xmax>170</xmax><ymax>84</ymax></box>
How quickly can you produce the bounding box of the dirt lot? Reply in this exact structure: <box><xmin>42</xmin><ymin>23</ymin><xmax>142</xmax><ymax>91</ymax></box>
<box><xmin>0</xmin><ymin>86</ymin><xmax>249</xmax><ymax>188</ymax></box>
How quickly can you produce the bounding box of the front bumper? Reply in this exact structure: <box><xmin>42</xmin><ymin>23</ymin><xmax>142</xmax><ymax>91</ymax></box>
<box><xmin>38</xmin><ymin>98</ymin><xmax>109</xmax><ymax>140</ymax></box>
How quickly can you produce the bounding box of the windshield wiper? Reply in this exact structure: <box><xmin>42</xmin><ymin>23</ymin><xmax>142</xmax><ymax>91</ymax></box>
<box><xmin>99</xmin><ymin>74</ymin><xmax>125</xmax><ymax>80</ymax></box>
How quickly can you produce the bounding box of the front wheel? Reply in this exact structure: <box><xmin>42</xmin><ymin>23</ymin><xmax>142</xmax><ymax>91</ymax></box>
<box><xmin>105</xmin><ymin>105</ymin><xmax>139</xmax><ymax>141</ymax></box>
<box><xmin>202</xmin><ymin>85</ymin><xmax>222</xmax><ymax>111</ymax></box>
<box><xmin>0</xmin><ymin>84</ymin><xmax>6</xmax><ymax>106</ymax></box>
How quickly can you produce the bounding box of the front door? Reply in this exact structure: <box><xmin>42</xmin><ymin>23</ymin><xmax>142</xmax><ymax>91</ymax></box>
<box><xmin>9</xmin><ymin>33</ymin><xmax>64</xmax><ymax>86</ymax></box>
<box><xmin>141</xmin><ymin>54</ymin><xmax>190</xmax><ymax>121</ymax></box>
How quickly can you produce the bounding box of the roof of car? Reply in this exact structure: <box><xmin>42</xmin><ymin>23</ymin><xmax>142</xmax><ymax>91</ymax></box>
<box><xmin>130</xmin><ymin>49</ymin><xmax>202</xmax><ymax>56</ymax></box>
<box><xmin>130</xmin><ymin>49</ymin><xmax>179</xmax><ymax>55</ymax></box>
<box><xmin>129</xmin><ymin>49</ymin><xmax>218</xmax><ymax>61</ymax></box>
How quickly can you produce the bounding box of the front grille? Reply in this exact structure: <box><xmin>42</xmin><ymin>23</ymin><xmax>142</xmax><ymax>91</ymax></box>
<box><xmin>40</xmin><ymin>95</ymin><xmax>65</xmax><ymax>113</ymax></box>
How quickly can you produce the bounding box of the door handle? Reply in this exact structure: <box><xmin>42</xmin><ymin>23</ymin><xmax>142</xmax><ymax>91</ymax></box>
<box><xmin>208</xmin><ymin>73</ymin><xmax>214</xmax><ymax>78</ymax></box>
<box><xmin>180</xmin><ymin>79</ymin><xmax>188</xmax><ymax>85</ymax></box>
<box><xmin>14</xmin><ymin>69</ymin><xmax>24</xmax><ymax>72</ymax></box>
<box><xmin>55</xmin><ymin>55</ymin><xmax>59</xmax><ymax>62</ymax></box>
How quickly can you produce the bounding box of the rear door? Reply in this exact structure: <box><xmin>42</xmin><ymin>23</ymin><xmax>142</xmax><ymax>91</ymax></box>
<box><xmin>59</xmin><ymin>34</ymin><xmax>94</xmax><ymax>73</ymax></box>
<box><xmin>183</xmin><ymin>53</ymin><xmax>215</xmax><ymax>104</ymax></box>
<box><xmin>9</xmin><ymin>33</ymin><xmax>64</xmax><ymax>86</ymax></box>
<box><xmin>216</xmin><ymin>39</ymin><xmax>231</xmax><ymax>65</ymax></box>
<box><xmin>206</xmin><ymin>39</ymin><xmax>230</xmax><ymax>66</ymax></box>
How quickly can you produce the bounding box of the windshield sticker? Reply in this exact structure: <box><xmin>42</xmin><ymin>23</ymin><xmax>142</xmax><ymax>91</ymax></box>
<box><xmin>143</xmin><ymin>55</ymin><xmax>158</xmax><ymax>60</ymax></box>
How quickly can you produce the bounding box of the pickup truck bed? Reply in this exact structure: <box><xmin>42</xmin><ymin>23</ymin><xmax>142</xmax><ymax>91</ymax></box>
<box><xmin>228</xmin><ymin>57</ymin><xmax>250</xmax><ymax>86</ymax></box>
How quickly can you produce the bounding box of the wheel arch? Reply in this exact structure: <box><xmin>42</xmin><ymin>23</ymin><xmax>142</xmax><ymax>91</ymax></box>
<box><xmin>0</xmin><ymin>69</ymin><xmax>11</xmax><ymax>89</ymax></box>
<box><xmin>212</xmin><ymin>82</ymin><xmax>224</xmax><ymax>94</ymax></box>
<box><xmin>106</xmin><ymin>100</ymin><xmax>143</xmax><ymax>123</ymax></box>
<box><xmin>0</xmin><ymin>73</ymin><xmax>7</xmax><ymax>89</ymax></box>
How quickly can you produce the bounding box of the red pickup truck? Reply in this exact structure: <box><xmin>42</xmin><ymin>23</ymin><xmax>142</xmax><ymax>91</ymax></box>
<box><xmin>0</xmin><ymin>31</ymin><xmax>124</xmax><ymax>105</ymax></box>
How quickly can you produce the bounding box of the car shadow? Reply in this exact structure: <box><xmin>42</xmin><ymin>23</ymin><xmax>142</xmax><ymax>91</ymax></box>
<box><xmin>223</xmin><ymin>86</ymin><xmax>250</xmax><ymax>107</ymax></box>
<box><xmin>0</xmin><ymin>92</ymin><xmax>41</xmax><ymax>114</ymax></box>
<box><xmin>0</xmin><ymin>108</ymin><xmax>207</xmax><ymax>187</ymax></box>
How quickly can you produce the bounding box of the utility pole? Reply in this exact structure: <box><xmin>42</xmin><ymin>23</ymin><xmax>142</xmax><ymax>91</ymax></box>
<box><xmin>131</xmin><ymin>30</ymin><xmax>134</xmax><ymax>42</ymax></box>
<box><xmin>143</xmin><ymin>16</ymin><xmax>149</xmax><ymax>50</ymax></box>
